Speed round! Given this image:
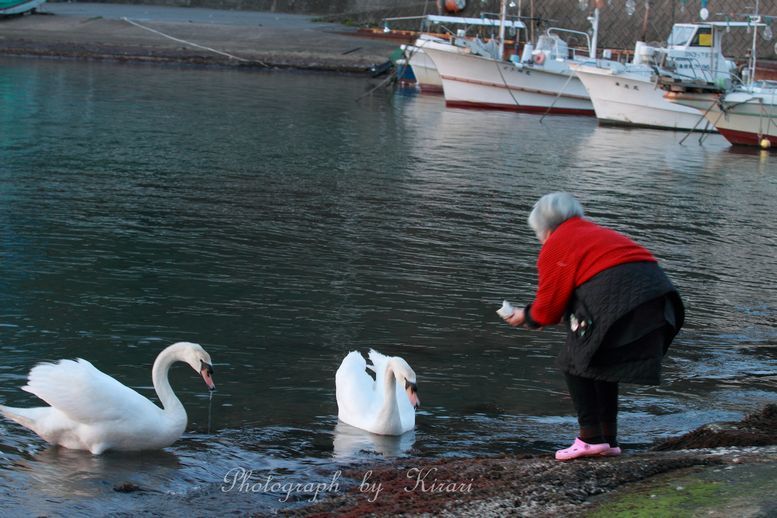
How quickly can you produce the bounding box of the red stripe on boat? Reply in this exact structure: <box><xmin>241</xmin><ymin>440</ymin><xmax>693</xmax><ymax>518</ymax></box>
<box><xmin>445</xmin><ymin>100</ymin><xmax>594</xmax><ymax>116</ymax></box>
<box><xmin>717</xmin><ymin>127</ymin><xmax>777</xmax><ymax>147</ymax></box>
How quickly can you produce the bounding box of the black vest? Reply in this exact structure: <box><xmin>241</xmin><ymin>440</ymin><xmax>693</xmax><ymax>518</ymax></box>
<box><xmin>555</xmin><ymin>261</ymin><xmax>685</xmax><ymax>385</ymax></box>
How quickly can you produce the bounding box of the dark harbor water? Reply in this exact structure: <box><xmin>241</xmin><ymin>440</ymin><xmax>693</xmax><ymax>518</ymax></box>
<box><xmin>1</xmin><ymin>57</ymin><xmax>776</xmax><ymax>515</ymax></box>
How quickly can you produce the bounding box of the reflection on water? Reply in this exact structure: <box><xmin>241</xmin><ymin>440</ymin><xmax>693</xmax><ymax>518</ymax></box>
<box><xmin>332</xmin><ymin>422</ymin><xmax>415</xmax><ymax>460</ymax></box>
<box><xmin>15</xmin><ymin>447</ymin><xmax>181</xmax><ymax>496</ymax></box>
<box><xmin>0</xmin><ymin>58</ymin><xmax>775</xmax><ymax>514</ymax></box>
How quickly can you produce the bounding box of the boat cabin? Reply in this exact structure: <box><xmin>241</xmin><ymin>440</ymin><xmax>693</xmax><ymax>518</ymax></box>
<box><xmin>659</xmin><ymin>22</ymin><xmax>755</xmax><ymax>84</ymax></box>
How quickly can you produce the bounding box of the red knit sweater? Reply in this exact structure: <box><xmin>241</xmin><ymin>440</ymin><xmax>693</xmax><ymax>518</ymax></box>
<box><xmin>528</xmin><ymin>217</ymin><xmax>656</xmax><ymax>326</ymax></box>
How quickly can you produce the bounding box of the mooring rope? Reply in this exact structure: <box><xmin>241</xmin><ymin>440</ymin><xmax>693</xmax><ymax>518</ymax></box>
<box><xmin>122</xmin><ymin>17</ymin><xmax>267</xmax><ymax>66</ymax></box>
<box><xmin>678</xmin><ymin>99</ymin><xmax>719</xmax><ymax>145</ymax></box>
<box><xmin>540</xmin><ymin>65</ymin><xmax>586</xmax><ymax>124</ymax></box>
<box><xmin>494</xmin><ymin>55</ymin><xmax>523</xmax><ymax>109</ymax></box>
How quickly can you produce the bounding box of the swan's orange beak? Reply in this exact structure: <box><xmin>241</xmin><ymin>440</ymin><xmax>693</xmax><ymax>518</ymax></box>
<box><xmin>405</xmin><ymin>381</ymin><xmax>420</xmax><ymax>410</ymax></box>
<box><xmin>200</xmin><ymin>361</ymin><xmax>215</xmax><ymax>391</ymax></box>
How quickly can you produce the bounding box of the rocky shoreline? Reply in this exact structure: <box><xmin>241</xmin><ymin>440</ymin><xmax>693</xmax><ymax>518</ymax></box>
<box><xmin>287</xmin><ymin>405</ymin><xmax>777</xmax><ymax>516</ymax></box>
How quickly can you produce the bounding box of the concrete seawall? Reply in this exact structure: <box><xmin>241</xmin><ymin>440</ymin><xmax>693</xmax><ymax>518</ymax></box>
<box><xmin>47</xmin><ymin>0</ymin><xmax>431</xmax><ymax>18</ymax></box>
<box><xmin>0</xmin><ymin>2</ymin><xmax>400</xmax><ymax>72</ymax></box>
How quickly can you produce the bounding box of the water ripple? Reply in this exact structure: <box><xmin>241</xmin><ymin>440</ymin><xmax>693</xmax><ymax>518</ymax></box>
<box><xmin>1</xmin><ymin>58</ymin><xmax>776</xmax><ymax>514</ymax></box>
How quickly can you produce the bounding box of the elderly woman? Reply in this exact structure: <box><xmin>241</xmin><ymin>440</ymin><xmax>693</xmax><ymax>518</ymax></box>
<box><xmin>504</xmin><ymin>192</ymin><xmax>684</xmax><ymax>460</ymax></box>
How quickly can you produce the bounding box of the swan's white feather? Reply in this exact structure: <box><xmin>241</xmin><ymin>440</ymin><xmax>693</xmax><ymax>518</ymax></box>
<box><xmin>369</xmin><ymin>349</ymin><xmax>415</xmax><ymax>431</ymax></box>
<box><xmin>335</xmin><ymin>351</ymin><xmax>378</xmax><ymax>430</ymax></box>
<box><xmin>367</xmin><ymin>349</ymin><xmax>389</xmax><ymax>390</ymax></box>
<box><xmin>21</xmin><ymin>359</ymin><xmax>160</xmax><ymax>425</ymax></box>
<box><xmin>0</xmin><ymin>342</ymin><xmax>210</xmax><ymax>454</ymax></box>
<box><xmin>335</xmin><ymin>349</ymin><xmax>416</xmax><ymax>436</ymax></box>
<box><xmin>396</xmin><ymin>378</ymin><xmax>415</xmax><ymax>432</ymax></box>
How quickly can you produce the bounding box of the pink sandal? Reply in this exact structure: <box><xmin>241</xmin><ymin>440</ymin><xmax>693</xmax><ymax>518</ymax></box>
<box><xmin>599</xmin><ymin>445</ymin><xmax>622</xmax><ymax>457</ymax></box>
<box><xmin>555</xmin><ymin>438</ymin><xmax>611</xmax><ymax>461</ymax></box>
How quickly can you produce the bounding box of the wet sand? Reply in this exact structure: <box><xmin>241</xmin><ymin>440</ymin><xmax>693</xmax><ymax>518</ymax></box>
<box><xmin>0</xmin><ymin>2</ymin><xmax>399</xmax><ymax>71</ymax></box>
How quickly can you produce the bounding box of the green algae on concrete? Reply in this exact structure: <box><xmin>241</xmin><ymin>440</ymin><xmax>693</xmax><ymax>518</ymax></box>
<box><xmin>586</xmin><ymin>462</ymin><xmax>777</xmax><ymax>518</ymax></box>
<box><xmin>586</xmin><ymin>477</ymin><xmax>721</xmax><ymax>517</ymax></box>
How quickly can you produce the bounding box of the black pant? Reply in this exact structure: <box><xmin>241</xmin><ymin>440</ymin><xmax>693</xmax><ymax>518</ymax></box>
<box><xmin>564</xmin><ymin>372</ymin><xmax>619</xmax><ymax>445</ymax></box>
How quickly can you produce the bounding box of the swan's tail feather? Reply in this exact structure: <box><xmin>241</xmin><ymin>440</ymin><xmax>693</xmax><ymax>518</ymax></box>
<box><xmin>0</xmin><ymin>404</ymin><xmax>77</xmax><ymax>447</ymax></box>
<box><xmin>0</xmin><ymin>404</ymin><xmax>44</xmax><ymax>431</ymax></box>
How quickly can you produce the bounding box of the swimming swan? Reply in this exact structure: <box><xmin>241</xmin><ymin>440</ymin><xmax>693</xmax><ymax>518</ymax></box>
<box><xmin>335</xmin><ymin>349</ymin><xmax>419</xmax><ymax>436</ymax></box>
<box><xmin>0</xmin><ymin>342</ymin><xmax>215</xmax><ymax>454</ymax></box>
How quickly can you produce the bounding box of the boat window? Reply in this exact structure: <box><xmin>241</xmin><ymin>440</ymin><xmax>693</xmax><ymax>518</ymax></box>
<box><xmin>535</xmin><ymin>34</ymin><xmax>565</xmax><ymax>54</ymax></box>
<box><xmin>535</xmin><ymin>34</ymin><xmax>554</xmax><ymax>51</ymax></box>
<box><xmin>667</xmin><ymin>26</ymin><xmax>695</xmax><ymax>46</ymax></box>
<box><xmin>691</xmin><ymin>27</ymin><xmax>712</xmax><ymax>47</ymax></box>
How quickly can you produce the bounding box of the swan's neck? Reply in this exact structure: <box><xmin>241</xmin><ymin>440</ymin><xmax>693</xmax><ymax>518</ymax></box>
<box><xmin>376</xmin><ymin>361</ymin><xmax>401</xmax><ymax>433</ymax></box>
<box><xmin>151</xmin><ymin>346</ymin><xmax>187</xmax><ymax>420</ymax></box>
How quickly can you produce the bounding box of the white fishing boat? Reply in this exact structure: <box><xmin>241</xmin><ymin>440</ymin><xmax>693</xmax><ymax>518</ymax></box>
<box><xmin>663</xmin><ymin>82</ymin><xmax>777</xmax><ymax>147</ymax></box>
<box><xmin>660</xmin><ymin>14</ymin><xmax>776</xmax><ymax>147</ymax></box>
<box><xmin>405</xmin><ymin>34</ymin><xmax>501</xmax><ymax>94</ymax></box>
<box><xmin>384</xmin><ymin>14</ymin><xmax>525</xmax><ymax>93</ymax></box>
<box><xmin>571</xmin><ymin>22</ymin><xmax>755</xmax><ymax>131</ymax></box>
<box><xmin>422</xmin><ymin>7</ymin><xmax>600</xmax><ymax>114</ymax></box>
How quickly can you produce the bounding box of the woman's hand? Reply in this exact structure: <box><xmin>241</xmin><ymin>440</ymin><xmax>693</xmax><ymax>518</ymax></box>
<box><xmin>504</xmin><ymin>308</ymin><xmax>527</xmax><ymax>327</ymax></box>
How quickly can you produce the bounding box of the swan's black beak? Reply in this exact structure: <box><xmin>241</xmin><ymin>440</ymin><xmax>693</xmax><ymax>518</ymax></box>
<box><xmin>200</xmin><ymin>360</ymin><xmax>215</xmax><ymax>391</ymax></box>
<box><xmin>405</xmin><ymin>380</ymin><xmax>420</xmax><ymax>410</ymax></box>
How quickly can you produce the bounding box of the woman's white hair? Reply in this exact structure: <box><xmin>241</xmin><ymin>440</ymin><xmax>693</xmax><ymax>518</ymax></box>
<box><xmin>528</xmin><ymin>192</ymin><xmax>584</xmax><ymax>240</ymax></box>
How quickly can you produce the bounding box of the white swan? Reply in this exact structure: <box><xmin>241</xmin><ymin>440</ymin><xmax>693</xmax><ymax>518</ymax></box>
<box><xmin>0</xmin><ymin>342</ymin><xmax>215</xmax><ymax>454</ymax></box>
<box><xmin>335</xmin><ymin>349</ymin><xmax>419</xmax><ymax>436</ymax></box>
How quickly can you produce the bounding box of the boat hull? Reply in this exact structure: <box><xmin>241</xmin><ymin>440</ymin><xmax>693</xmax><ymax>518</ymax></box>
<box><xmin>405</xmin><ymin>45</ymin><xmax>443</xmax><ymax>93</ymax></box>
<box><xmin>573</xmin><ymin>64</ymin><xmax>715</xmax><ymax>131</ymax></box>
<box><xmin>424</xmin><ymin>47</ymin><xmax>594</xmax><ymax>115</ymax></box>
<box><xmin>665</xmin><ymin>90</ymin><xmax>777</xmax><ymax>147</ymax></box>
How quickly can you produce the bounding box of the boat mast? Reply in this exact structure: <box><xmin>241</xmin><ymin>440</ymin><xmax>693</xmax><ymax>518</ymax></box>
<box><xmin>748</xmin><ymin>0</ymin><xmax>761</xmax><ymax>88</ymax></box>
<box><xmin>498</xmin><ymin>0</ymin><xmax>507</xmax><ymax>60</ymax></box>
<box><xmin>589</xmin><ymin>6</ymin><xmax>600</xmax><ymax>59</ymax></box>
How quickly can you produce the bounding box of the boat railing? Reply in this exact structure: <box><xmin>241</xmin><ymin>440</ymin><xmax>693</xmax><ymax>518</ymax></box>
<box><xmin>665</xmin><ymin>56</ymin><xmax>717</xmax><ymax>83</ymax></box>
<box><xmin>455</xmin><ymin>36</ymin><xmax>501</xmax><ymax>59</ymax></box>
<box><xmin>546</xmin><ymin>27</ymin><xmax>592</xmax><ymax>60</ymax></box>
<box><xmin>381</xmin><ymin>14</ymin><xmax>525</xmax><ymax>36</ymax></box>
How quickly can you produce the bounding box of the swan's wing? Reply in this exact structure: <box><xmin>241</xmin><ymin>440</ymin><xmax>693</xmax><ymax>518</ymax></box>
<box><xmin>21</xmin><ymin>359</ymin><xmax>155</xmax><ymax>425</ymax></box>
<box><xmin>335</xmin><ymin>351</ymin><xmax>378</xmax><ymax>420</ymax></box>
<box><xmin>367</xmin><ymin>349</ymin><xmax>390</xmax><ymax>390</ymax></box>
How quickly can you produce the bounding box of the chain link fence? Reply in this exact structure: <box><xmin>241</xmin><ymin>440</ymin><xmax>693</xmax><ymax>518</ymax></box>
<box><xmin>523</xmin><ymin>0</ymin><xmax>776</xmax><ymax>60</ymax></box>
<box><xmin>82</xmin><ymin>0</ymin><xmax>776</xmax><ymax>59</ymax></box>
<box><xmin>329</xmin><ymin>0</ymin><xmax>776</xmax><ymax>60</ymax></box>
